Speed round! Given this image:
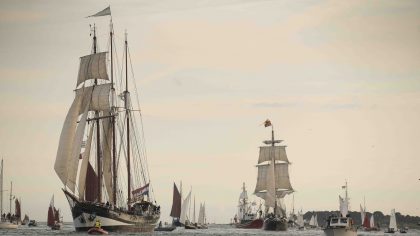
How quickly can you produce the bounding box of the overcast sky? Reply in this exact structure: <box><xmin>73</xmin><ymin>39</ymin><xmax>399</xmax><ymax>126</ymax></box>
<box><xmin>0</xmin><ymin>0</ymin><xmax>420</xmax><ymax>223</ymax></box>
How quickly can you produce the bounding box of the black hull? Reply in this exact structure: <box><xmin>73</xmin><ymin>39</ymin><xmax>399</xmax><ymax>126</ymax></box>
<box><xmin>63</xmin><ymin>190</ymin><xmax>160</xmax><ymax>232</ymax></box>
<box><xmin>263</xmin><ymin>217</ymin><xmax>287</xmax><ymax>231</ymax></box>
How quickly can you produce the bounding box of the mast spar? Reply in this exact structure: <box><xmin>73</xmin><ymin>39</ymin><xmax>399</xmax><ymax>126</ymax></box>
<box><xmin>110</xmin><ymin>18</ymin><xmax>117</xmax><ymax>207</ymax></box>
<box><xmin>125</xmin><ymin>30</ymin><xmax>131</xmax><ymax>205</ymax></box>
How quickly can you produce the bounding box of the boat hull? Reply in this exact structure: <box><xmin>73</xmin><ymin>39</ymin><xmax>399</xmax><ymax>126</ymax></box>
<box><xmin>323</xmin><ymin>228</ymin><xmax>357</xmax><ymax>236</ymax></box>
<box><xmin>0</xmin><ymin>222</ymin><xmax>19</xmax><ymax>229</ymax></box>
<box><xmin>64</xmin><ymin>190</ymin><xmax>160</xmax><ymax>232</ymax></box>
<box><xmin>263</xmin><ymin>217</ymin><xmax>287</xmax><ymax>231</ymax></box>
<box><xmin>235</xmin><ymin>218</ymin><xmax>263</xmax><ymax>229</ymax></box>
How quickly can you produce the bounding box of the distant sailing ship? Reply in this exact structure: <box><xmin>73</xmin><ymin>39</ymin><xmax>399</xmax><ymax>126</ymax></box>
<box><xmin>170</xmin><ymin>182</ymin><xmax>182</xmax><ymax>226</ymax></box>
<box><xmin>308</xmin><ymin>213</ymin><xmax>319</xmax><ymax>228</ymax></box>
<box><xmin>254</xmin><ymin>119</ymin><xmax>294</xmax><ymax>231</ymax></box>
<box><xmin>234</xmin><ymin>183</ymin><xmax>263</xmax><ymax>229</ymax></box>
<box><xmin>47</xmin><ymin>195</ymin><xmax>62</xmax><ymax>230</ymax></box>
<box><xmin>197</xmin><ymin>202</ymin><xmax>208</xmax><ymax>229</ymax></box>
<box><xmin>296</xmin><ymin>210</ymin><xmax>305</xmax><ymax>230</ymax></box>
<box><xmin>54</xmin><ymin>7</ymin><xmax>160</xmax><ymax>232</ymax></box>
<box><xmin>323</xmin><ymin>181</ymin><xmax>357</xmax><ymax>236</ymax></box>
<box><xmin>22</xmin><ymin>214</ymin><xmax>29</xmax><ymax>225</ymax></box>
<box><xmin>0</xmin><ymin>159</ymin><xmax>19</xmax><ymax>229</ymax></box>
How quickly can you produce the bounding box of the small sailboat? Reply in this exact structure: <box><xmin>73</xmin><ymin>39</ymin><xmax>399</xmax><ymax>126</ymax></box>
<box><xmin>323</xmin><ymin>181</ymin><xmax>357</xmax><ymax>236</ymax></box>
<box><xmin>21</xmin><ymin>214</ymin><xmax>29</xmax><ymax>225</ymax></box>
<box><xmin>170</xmin><ymin>182</ymin><xmax>182</xmax><ymax>226</ymax></box>
<box><xmin>184</xmin><ymin>194</ymin><xmax>197</xmax><ymax>230</ymax></box>
<box><xmin>255</xmin><ymin>119</ymin><xmax>294</xmax><ymax>231</ymax></box>
<box><xmin>385</xmin><ymin>209</ymin><xmax>397</xmax><ymax>233</ymax></box>
<box><xmin>28</xmin><ymin>220</ymin><xmax>38</xmax><ymax>227</ymax></box>
<box><xmin>47</xmin><ymin>195</ymin><xmax>62</xmax><ymax>230</ymax></box>
<box><xmin>197</xmin><ymin>202</ymin><xmax>208</xmax><ymax>229</ymax></box>
<box><xmin>296</xmin><ymin>210</ymin><xmax>305</xmax><ymax>230</ymax></box>
<box><xmin>0</xmin><ymin>160</ymin><xmax>19</xmax><ymax>229</ymax></box>
<box><xmin>234</xmin><ymin>183</ymin><xmax>263</xmax><ymax>229</ymax></box>
<box><xmin>308</xmin><ymin>213</ymin><xmax>319</xmax><ymax>228</ymax></box>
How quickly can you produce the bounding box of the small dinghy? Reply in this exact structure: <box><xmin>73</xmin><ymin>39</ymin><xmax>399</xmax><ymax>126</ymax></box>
<box><xmin>87</xmin><ymin>227</ymin><xmax>109</xmax><ymax>235</ymax></box>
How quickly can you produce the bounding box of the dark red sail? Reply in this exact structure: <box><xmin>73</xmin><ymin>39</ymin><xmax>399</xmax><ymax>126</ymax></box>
<box><xmin>47</xmin><ymin>195</ymin><xmax>55</xmax><ymax>227</ymax></box>
<box><xmin>363</xmin><ymin>214</ymin><xmax>371</xmax><ymax>228</ymax></box>
<box><xmin>85</xmin><ymin>162</ymin><xmax>98</xmax><ymax>202</ymax></box>
<box><xmin>169</xmin><ymin>183</ymin><xmax>181</xmax><ymax>218</ymax></box>
<box><xmin>15</xmin><ymin>199</ymin><xmax>21</xmax><ymax>221</ymax></box>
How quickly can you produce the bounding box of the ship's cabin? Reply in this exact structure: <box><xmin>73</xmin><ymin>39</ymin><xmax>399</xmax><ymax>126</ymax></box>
<box><xmin>327</xmin><ymin>215</ymin><xmax>352</xmax><ymax>228</ymax></box>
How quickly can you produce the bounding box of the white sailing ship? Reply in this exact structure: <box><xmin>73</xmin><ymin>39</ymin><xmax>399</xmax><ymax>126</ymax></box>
<box><xmin>54</xmin><ymin>7</ymin><xmax>160</xmax><ymax>232</ymax></box>
<box><xmin>385</xmin><ymin>209</ymin><xmax>397</xmax><ymax>233</ymax></box>
<box><xmin>254</xmin><ymin>119</ymin><xmax>294</xmax><ymax>231</ymax></box>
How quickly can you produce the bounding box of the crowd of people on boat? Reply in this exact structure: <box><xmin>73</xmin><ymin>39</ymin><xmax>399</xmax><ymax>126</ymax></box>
<box><xmin>1</xmin><ymin>212</ymin><xmax>20</xmax><ymax>223</ymax></box>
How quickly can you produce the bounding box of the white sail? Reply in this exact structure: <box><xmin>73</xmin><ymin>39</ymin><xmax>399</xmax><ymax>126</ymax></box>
<box><xmin>258</xmin><ymin>146</ymin><xmax>289</xmax><ymax>164</ymax></box>
<box><xmin>55</xmin><ymin>83</ymin><xmax>112</xmax><ymax>191</ymax></box>
<box><xmin>314</xmin><ymin>214</ymin><xmax>318</xmax><ymax>227</ymax></box>
<box><xmin>54</xmin><ymin>94</ymin><xmax>84</xmax><ymax>187</ymax></box>
<box><xmin>309</xmin><ymin>215</ymin><xmax>315</xmax><ymax>226</ymax></box>
<box><xmin>360</xmin><ymin>204</ymin><xmax>365</xmax><ymax>224</ymax></box>
<box><xmin>101</xmin><ymin>110</ymin><xmax>113</xmax><ymax>203</ymax></box>
<box><xmin>78</xmin><ymin>126</ymin><xmax>94</xmax><ymax>199</ymax></box>
<box><xmin>389</xmin><ymin>209</ymin><xmax>397</xmax><ymax>229</ymax></box>
<box><xmin>198</xmin><ymin>203</ymin><xmax>205</xmax><ymax>225</ymax></box>
<box><xmin>67</xmin><ymin>105</ymin><xmax>90</xmax><ymax>192</ymax></box>
<box><xmin>297</xmin><ymin>211</ymin><xmax>304</xmax><ymax>227</ymax></box>
<box><xmin>180</xmin><ymin>190</ymin><xmax>191</xmax><ymax>224</ymax></box>
<box><xmin>77</xmin><ymin>52</ymin><xmax>109</xmax><ymax>86</ymax></box>
<box><xmin>339</xmin><ymin>195</ymin><xmax>348</xmax><ymax>216</ymax></box>
<box><xmin>370</xmin><ymin>214</ymin><xmax>375</xmax><ymax>228</ymax></box>
<box><xmin>254</xmin><ymin>163</ymin><xmax>293</xmax><ymax>198</ymax></box>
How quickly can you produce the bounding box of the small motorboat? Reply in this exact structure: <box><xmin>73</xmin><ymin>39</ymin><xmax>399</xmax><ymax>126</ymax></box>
<box><xmin>28</xmin><ymin>220</ymin><xmax>38</xmax><ymax>227</ymax></box>
<box><xmin>87</xmin><ymin>227</ymin><xmax>109</xmax><ymax>235</ymax></box>
<box><xmin>154</xmin><ymin>225</ymin><xmax>176</xmax><ymax>231</ymax></box>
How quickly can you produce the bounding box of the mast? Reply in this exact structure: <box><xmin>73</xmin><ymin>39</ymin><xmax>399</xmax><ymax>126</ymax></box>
<box><xmin>0</xmin><ymin>159</ymin><xmax>2</xmax><ymax>216</ymax></box>
<box><xmin>125</xmin><ymin>30</ymin><xmax>131</xmax><ymax>205</ymax></box>
<box><xmin>271</xmin><ymin>125</ymin><xmax>277</xmax><ymax>216</ymax></box>
<box><xmin>9</xmin><ymin>181</ymin><xmax>12</xmax><ymax>214</ymax></box>
<box><xmin>193</xmin><ymin>195</ymin><xmax>196</xmax><ymax>224</ymax></box>
<box><xmin>93</xmin><ymin>24</ymin><xmax>102</xmax><ymax>203</ymax></box>
<box><xmin>110</xmin><ymin>18</ymin><xmax>117</xmax><ymax>206</ymax></box>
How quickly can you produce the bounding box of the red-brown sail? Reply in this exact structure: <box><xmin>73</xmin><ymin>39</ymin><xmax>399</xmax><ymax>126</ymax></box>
<box><xmin>170</xmin><ymin>183</ymin><xmax>181</xmax><ymax>218</ymax></box>
<box><xmin>47</xmin><ymin>196</ymin><xmax>55</xmax><ymax>227</ymax></box>
<box><xmin>15</xmin><ymin>199</ymin><xmax>21</xmax><ymax>221</ymax></box>
<box><xmin>85</xmin><ymin>162</ymin><xmax>98</xmax><ymax>202</ymax></box>
<box><xmin>363</xmin><ymin>214</ymin><xmax>371</xmax><ymax>228</ymax></box>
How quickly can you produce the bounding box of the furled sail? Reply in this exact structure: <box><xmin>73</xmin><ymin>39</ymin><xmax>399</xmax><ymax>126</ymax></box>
<box><xmin>180</xmin><ymin>190</ymin><xmax>191</xmax><ymax>224</ymax></box>
<box><xmin>258</xmin><ymin>146</ymin><xmax>289</xmax><ymax>164</ymax></box>
<box><xmin>78</xmin><ymin>126</ymin><xmax>94</xmax><ymax>200</ymax></box>
<box><xmin>77</xmin><ymin>52</ymin><xmax>109</xmax><ymax>86</ymax></box>
<box><xmin>170</xmin><ymin>183</ymin><xmax>181</xmax><ymax>218</ymax></box>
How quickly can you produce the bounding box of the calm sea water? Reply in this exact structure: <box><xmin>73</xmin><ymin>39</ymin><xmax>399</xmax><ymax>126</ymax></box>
<box><xmin>1</xmin><ymin>223</ymin><xmax>419</xmax><ymax>235</ymax></box>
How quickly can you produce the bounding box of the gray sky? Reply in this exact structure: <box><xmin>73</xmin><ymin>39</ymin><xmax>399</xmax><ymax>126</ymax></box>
<box><xmin>0</xmin><ymin>0</ymin><xmax>420</xmax><ymax>223</ymax></box>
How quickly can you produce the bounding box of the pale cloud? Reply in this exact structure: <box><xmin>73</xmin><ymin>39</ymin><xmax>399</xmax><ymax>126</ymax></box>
<box><xmin>0</xmin><ymin>9</ymin><xmax>45</xmax><ymax>23</ymax></box>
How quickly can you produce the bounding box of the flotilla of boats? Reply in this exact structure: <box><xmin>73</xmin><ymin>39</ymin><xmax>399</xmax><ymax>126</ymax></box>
<box><xmin>0</xmin><ymin>5</ymin><xmax>417</xmax><ymax>235</ymax></box>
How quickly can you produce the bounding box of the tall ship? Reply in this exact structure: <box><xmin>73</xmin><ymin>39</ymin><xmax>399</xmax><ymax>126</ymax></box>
<box><xmin>254</xmin><ymin>119</ymin><xmax>294</xmax><ymax>231</ymax></box>
<box><xmin>323</xmin><ymin>181</ymin><xmax>357</xmax><ymax>236</ymax></box>
<box><xmin>54</xmin><ymin>6</ymin><xmax>160</xmax><ymax>232</ymax></box>
<box><xmin>233</xmin><ymin>183</ymin><xmax>263</xmax><ymax>229</ymax></box>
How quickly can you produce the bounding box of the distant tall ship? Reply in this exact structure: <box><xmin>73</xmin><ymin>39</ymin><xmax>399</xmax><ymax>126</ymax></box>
<box><xmin>54</xmin><ymin>7</ymin><xmax>160</xmax><ymax>232</ymax></box>
<box><xmin>254</xmin><ymin>119</ymin><xmax>294</xmax><ymax>231</ymax></box>
<box><xmin>0</xmin><ymin>160</ymin><xmax>19</xmax><ymax>229</ymax></box>
<box><xmin>234</xmin><ymin>183</ymin><xmax>263</xmax><ymax>229</ymax></box>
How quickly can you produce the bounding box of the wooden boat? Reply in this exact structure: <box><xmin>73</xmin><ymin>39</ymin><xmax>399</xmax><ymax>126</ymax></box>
<box><xmin>47</xmin><ymin>195</ymin><xmax>62</xmax><ymax>230</ymax></box>
<box><xmin>28</xmin><ymin>220</ymin><xmax>37</xmax><ymax>227</ymax></box>
<box><xmin>234</xmin><ymin>183</ymin><xmax>263</xmax><ymax>229</ymax></box>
